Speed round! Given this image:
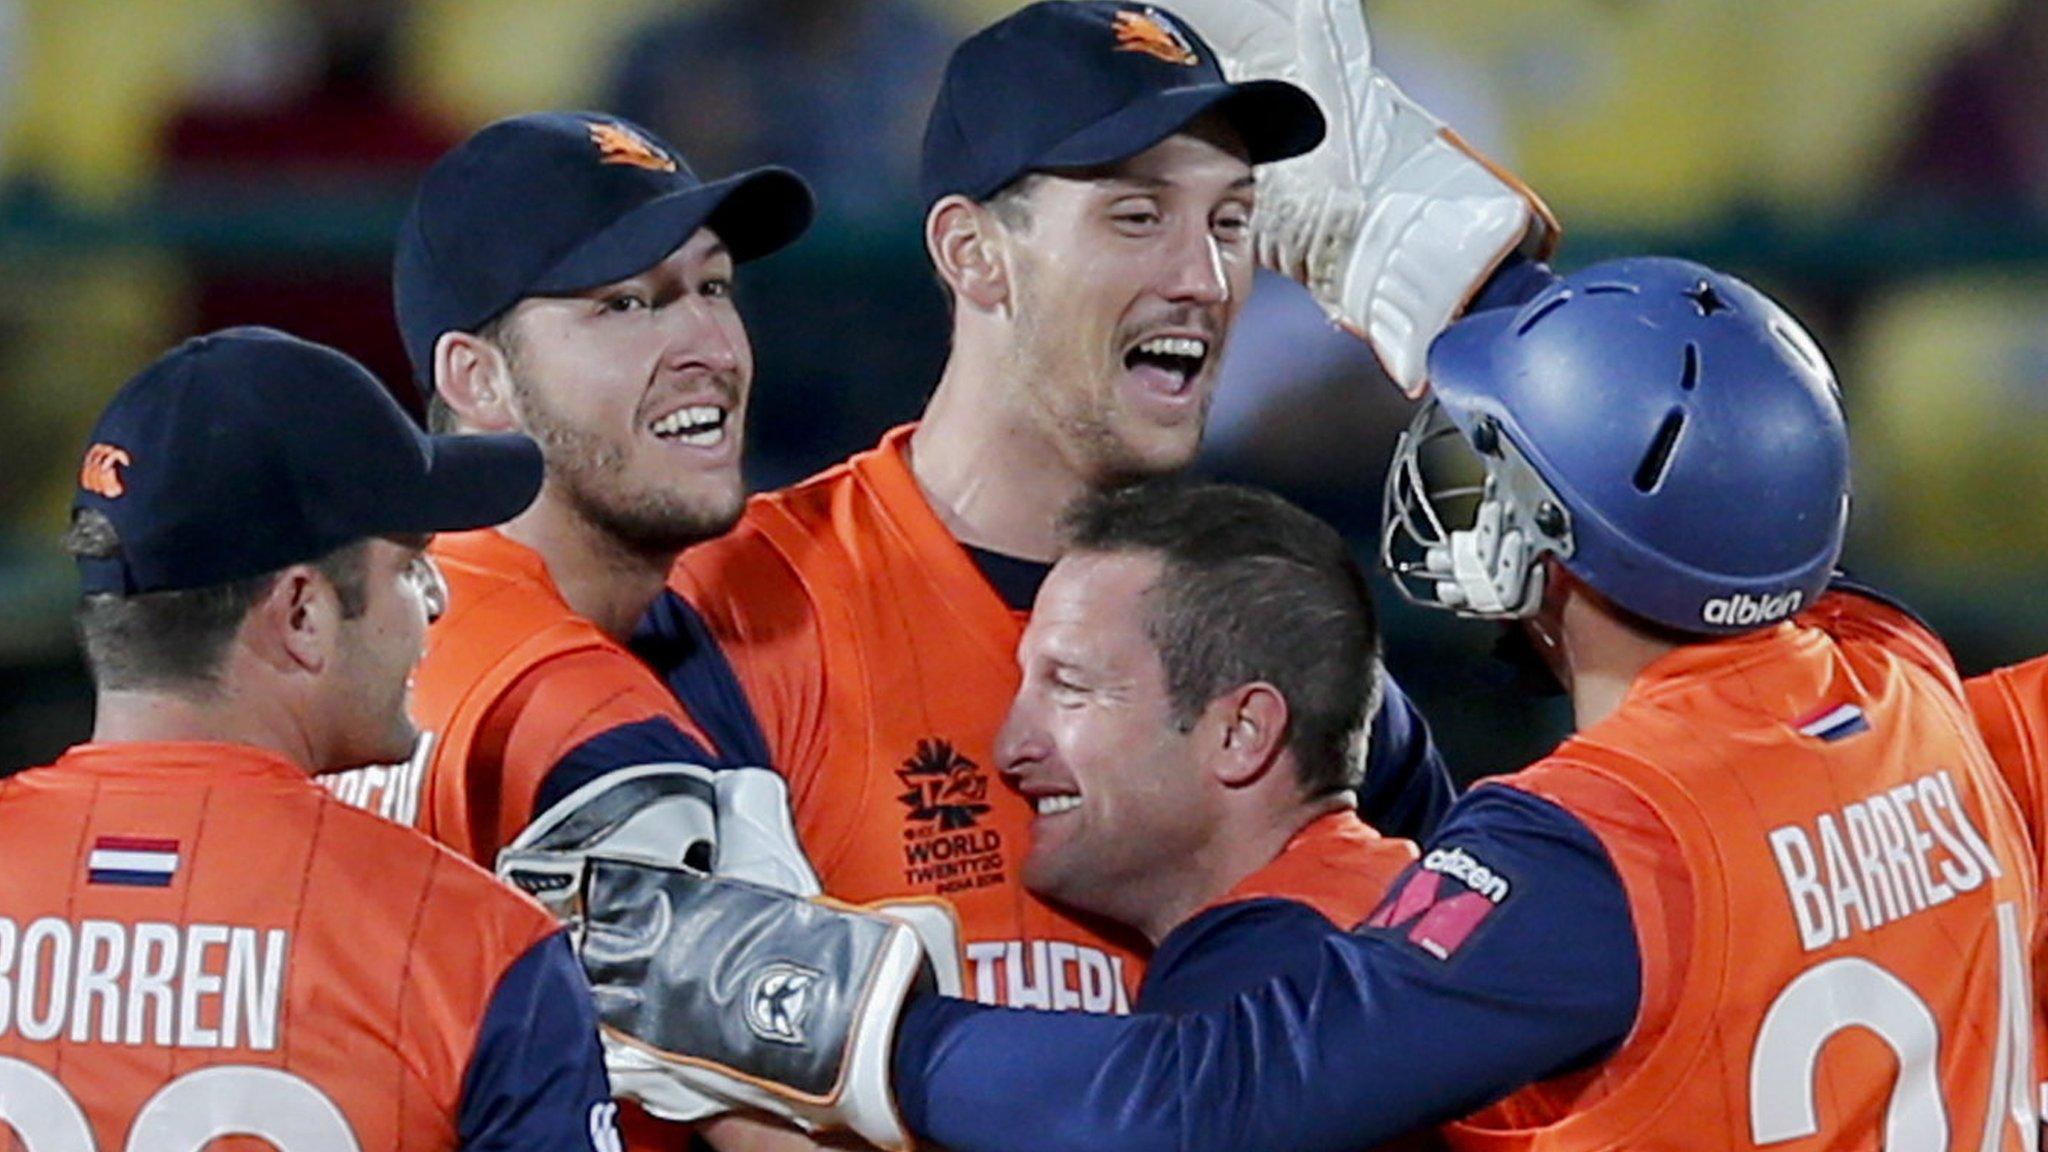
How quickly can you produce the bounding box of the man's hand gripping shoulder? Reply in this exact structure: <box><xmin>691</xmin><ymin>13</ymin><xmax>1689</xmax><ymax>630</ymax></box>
<box><xmin>1170</xmin><ymin>0</ymin><xmax>1557</xmax><ymax>395</ymax></box>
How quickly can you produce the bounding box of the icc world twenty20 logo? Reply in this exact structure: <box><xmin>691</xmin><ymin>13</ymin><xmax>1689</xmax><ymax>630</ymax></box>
<box><xmin>897</xmin><ymin>738</ymin><xmax>1005</xmax><ymax>896</ymax></box>
<box><xmin>896</xmin><ymin>738</ymin><xmax>991</xmax><ymax>830</ymax></box>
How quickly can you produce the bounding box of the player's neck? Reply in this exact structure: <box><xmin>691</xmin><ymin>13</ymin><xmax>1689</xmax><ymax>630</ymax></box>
<box><xmin>1557</xmin><ymin>596</ymin><xmax>1681</xmax><ymax>730</ymax></box>
<box><xmin>91</xmin><ymin>685</ymin><xmax>317</xmax><ymax>772</ymax></box>
<box><xmin>910</xmin><ymin>361</ymin><xmax>1091</xmax><ymax>563</ymax></box>
<box><xmin>497</xmin><ymin>495</ymin><xmax>670</xmax><ymax>641</ymax></box>
<box><xmin>1135</xmin><ymin>796</ymin><xmax>1344</xmax><ymax>946</ymax></box>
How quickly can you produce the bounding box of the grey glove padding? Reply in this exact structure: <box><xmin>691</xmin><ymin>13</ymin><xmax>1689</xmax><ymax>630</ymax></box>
<box><xmin>581</xmin><ymin>857</ymin><xmax>934</xmax><ymax>1101</ymax></box>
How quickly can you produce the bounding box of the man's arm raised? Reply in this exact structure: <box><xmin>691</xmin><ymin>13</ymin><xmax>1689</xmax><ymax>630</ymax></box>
<box><xmin>1171</xmin><ymin>0</ymin><xmax>1556</xmax><ymax>396</ymax></box>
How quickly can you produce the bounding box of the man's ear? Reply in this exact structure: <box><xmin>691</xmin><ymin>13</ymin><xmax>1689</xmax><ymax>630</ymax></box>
<box><xmin>245</xmin><ymin>566</ymin><xmax>338</xmax><ymax>677</ymax></box>
<box><xmin>1207</xmin><ymin>681</ymin><xmax>1289</xmax><ymax>789</ymax></box>
<box><xmin>433</xmin><ymin>328</ymin><xmax>520</xmax><ymax>433</ymax></box>
<box><xmin>926</xmin><ymin>195</ymin><xmax>1013</xmax><ymax>316</ymax></box>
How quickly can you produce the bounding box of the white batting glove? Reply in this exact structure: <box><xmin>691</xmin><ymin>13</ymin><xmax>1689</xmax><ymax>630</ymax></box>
<box><xmin>1171</xmin><ymin>0</ymin><xmax>1557</xmax><ymax>396</ymax></box>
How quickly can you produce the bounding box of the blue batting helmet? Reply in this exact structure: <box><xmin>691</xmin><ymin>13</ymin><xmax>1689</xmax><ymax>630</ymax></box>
<box><xmin>1382</xmin><ymin>256</ymin><xmax>1850</xmax><ymax>635</ymax></box>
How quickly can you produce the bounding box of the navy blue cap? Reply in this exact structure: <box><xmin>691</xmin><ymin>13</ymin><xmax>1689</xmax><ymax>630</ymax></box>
<box><xmin>920</xmin><ymin>2</ymin><xmax>1325</xmax><ymax>205</ymax></box>
<box><xmin>73</xmin><ymin>327</ymin><xmax>545</xmax><ymax>596</ymax></box>
<box><xmin>394</xmin><ymin>111</ymin><xmax>815</xmax><ymax>389</ymax></box>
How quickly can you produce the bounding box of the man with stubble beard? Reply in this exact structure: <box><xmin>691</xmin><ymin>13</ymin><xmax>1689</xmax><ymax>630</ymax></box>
<box><xmin>327</xmin><ymin>111</ymin><xmax>812</xmax><ymax>865</ymax></box>
<box><xmin>320</xmin><ymin>112</ymin><xmax>818</xmax><ymax>1149</ymax></box>
<box><xmin>641</xmin><ymin>2</ymin><xmax>1456</xmax><ymax>1017</ymax></box>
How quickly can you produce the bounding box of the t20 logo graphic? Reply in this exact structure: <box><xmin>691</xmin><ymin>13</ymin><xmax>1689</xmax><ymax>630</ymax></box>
<box><xmin>897</xmin><ymin>738</ymin><xmax>1005</xmax><ymax>895</ymax></box>
<box><xmin>896</xmin><ymin>738</ymin><xmax>992</xmax><ymax>831</ymax></box>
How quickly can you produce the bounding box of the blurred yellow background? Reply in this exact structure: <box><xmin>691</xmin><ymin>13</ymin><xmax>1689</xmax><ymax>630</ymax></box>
<box><xmin>1</xmin><ymin>0</ymin><xmax>2043</xmax><ymax>777</ymax></box>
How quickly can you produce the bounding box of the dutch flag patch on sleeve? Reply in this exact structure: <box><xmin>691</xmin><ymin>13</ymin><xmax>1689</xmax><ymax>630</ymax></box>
<box><xmin>87</xmin><ymin>836</ymin><xmax>180</xmax><ymax>887</ymax></box>
<box><xmin>1795</xmin><ymin>703</ymin><xmax>1869</xmax><ymax>742</ymax></box>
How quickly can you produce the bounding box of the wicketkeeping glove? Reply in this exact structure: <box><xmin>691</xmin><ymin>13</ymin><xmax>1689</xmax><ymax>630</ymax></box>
<box><xmin>497</xmin><ymin>762</ymin><xmax>836</xmax><ymax>1123</ymax></box>
<box><xmin>580</xmin><ymin>859</ymin><xmax>944</xmax><ymax>1151</ymax></box>
<box><xmin>1170</xmin><ymin>0</ymin><xmax>1558</xmax><ymax>396</ymax></box>
<box><xmin>497</xmin><ymin>762</ymin><xmax>824</xmax><ymax>921</ymax></box>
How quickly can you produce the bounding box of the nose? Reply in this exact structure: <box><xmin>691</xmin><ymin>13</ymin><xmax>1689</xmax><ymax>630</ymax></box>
<box><xmin>661</xmin><ymin>296</ymin><xmax>745</xmax><ymax>376</ymax></box>
<box><xmin>1156</xmin><ymin>226</ymin><xmax>1231</xmax><ymax>307</ymax></box>
<box><xmin>994</xmin><ymin>699</ymin><xmax>1045</xmax><ymax>782</ymax></box>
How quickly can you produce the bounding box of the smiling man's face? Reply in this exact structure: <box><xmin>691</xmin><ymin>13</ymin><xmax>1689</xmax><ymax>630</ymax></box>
<box><xmin>996</xmin><ymin>548</ymin><xmax>1223</xmax><ymax>927</ymax></box>
<box><xmin>996</xmin><ymin>124</ymin><xmax>1256</xmax><ymax>485</ymax></box>
<box><xmin>497</xmin><ymin>227</ymin><xmax>754</xmax><ymax>555</ymax></box>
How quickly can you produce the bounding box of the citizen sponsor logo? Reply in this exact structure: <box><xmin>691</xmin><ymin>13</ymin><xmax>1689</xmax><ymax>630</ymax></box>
<box><xmin>1421</xmin><ymin>847</ymin><xmax>1511</xmax><ymax>904</ymax></box>
<box><xmin>1701</xmin><ymin>590</ymin><xmax>1804</xmax><ymax>628</ymax></box>
<box><xmin>744</xmin><ymin>962</ymin><xmax>822</xmax><ymax>1046</ymax></box>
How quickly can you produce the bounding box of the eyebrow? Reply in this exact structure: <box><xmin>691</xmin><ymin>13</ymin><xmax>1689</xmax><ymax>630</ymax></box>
<box><xmin>1097</xmin><ymin>173</ymin><xmax>1258</xmax><ymax>194</ymax></box>
<box><xmin>572</xmin><ymin>239</ymin><xmax>735</xmax><ymax>298</ymax></box>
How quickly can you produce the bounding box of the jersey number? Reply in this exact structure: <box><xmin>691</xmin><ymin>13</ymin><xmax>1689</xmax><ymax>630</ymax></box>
<box><xmin>0</xmin><ymin>1060</ymin><xmax>361</xmax><ymax>1151</ymax></box>
<box><xmin>1749</xmin><ymin>900</ymin><xmax>2037</xmax><ymax>1150</ymax></box>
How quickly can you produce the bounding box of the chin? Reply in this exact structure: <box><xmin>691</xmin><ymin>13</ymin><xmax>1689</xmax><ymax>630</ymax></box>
<box><xmin>591</xmin><ymin>486</ymin><xmax>747</xmax><ymax>556</ymax></box>
<box><xmin>1101</xmin><ymin>430</ymin><xmax>1202</xmax><ymax>484</ymax></box>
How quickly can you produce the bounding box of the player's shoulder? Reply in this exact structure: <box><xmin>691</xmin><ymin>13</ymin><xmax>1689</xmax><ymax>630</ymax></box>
<box><xmin>425</xmin><ymin>528</ymin><xmax>653</xmax><ymax>690</ymax></box>
<box><xmin>310</xmin><ymin>789</ymin><xmax>561</xmax><ymax>946</ymax></box>
<box><xmin>426</xmin><ymin>529</ymin><xmax>616</xmax><ymax>667</ymax></box>
<box><xmin>1797</xmin><ymin>584</ymin><xmax>1962</xmax><ymax>689</ymax></box>
<box><xmin>674</xmin><ymin>430</ymin><xmax>915</xmax><ymax>625</ymax></box>
<box><xmin>502</xmin><ymin>640</ymin><xmax>683</xmax><ymax>719</ymax></box>
<box><xmin>1214</xmin><ymin>811</ymin><xmax>1417</xmax><ymax>929</ymax></box>
<box><xmin>703</xmin><ymin>436</ymin><xmax>896</xmax><ymax>562</ymax></box>
<box><xmin>1964</xmin><ymin>651</ymin><xmax>2048</xmax><ymax>785</ymax></box>
<box><xmin>1968</xmin><ymin>650</ymin><xmax>2048</xmax><ymax>702</ymax></box>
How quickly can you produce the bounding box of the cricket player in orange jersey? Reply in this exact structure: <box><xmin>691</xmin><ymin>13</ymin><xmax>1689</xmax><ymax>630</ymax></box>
<box><xmin>996</xmin><ymin>479</ymin><xmax>1418</xmax><ymax>1013</ymax></box>
<box><xmin>324</xmin><ymin>111</ymin><xmax>814</xmax><ymax>873</ymax></box>
<box><xmin>872</xmin><ymin>257</ymin><xmax>2046</xmax><ymax>1150</ymax></box>
<box><xmin>3</xmin><ymin>328</ymin><xmax>617</xmax><ymax>1152</ymax></box>
<box><xmin>578</xmin><ymin>258</ymin><xmax>2045</xmax><ymax>1152</ymax></box>
<box><xmin>649</xmin><ymin>0</ymin><xmax>1457</xmax><ymax>1019</ymax></box>
<box><xmin>322</xmin><ymin>110</ymin><xmax>837</xmax><ymax>1151</ymax></box>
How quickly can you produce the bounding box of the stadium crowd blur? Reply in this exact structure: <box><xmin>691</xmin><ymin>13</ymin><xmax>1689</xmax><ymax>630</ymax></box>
<box><xmin>2</xmin><ymin>0</ymin><xmax>2044</xmax><ymax>784</ymax></box>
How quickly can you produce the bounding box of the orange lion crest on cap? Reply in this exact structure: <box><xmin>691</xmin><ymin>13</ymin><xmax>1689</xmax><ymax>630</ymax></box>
<box><xmin>79</xmin><ymin>444</ymin><xmax>131</xmax><ymax>499</ymax></box>
<box><xmin>1113</xmin><ymin>8</ymin><xmax>1197</xmax><ymax>65</ymax></box>
<box><xmin>587</xmin><ymin>120</ymin><xmax>677</xmax><ymax>173</ymax></box>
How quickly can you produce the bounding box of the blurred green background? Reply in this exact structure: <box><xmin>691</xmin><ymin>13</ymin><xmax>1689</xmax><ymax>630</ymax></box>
<box><xmin>1</xmin><ymin>0</ymin><xmax>2044</xmax><ymax>785</ymax></box>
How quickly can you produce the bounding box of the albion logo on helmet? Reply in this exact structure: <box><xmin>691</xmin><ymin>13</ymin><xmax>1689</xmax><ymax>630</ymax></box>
<box><xmin>1700</xmin><ymin>590</ymin><xmax>1804</xmax><ymax>628</ymax></box>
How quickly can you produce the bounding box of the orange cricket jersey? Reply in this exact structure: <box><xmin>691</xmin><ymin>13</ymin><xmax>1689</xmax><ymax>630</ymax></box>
<box><xmin>1446</xmin><ymin>593</ymin><xmax>2042</xmax><ymax>1150</ymax></box>
<box><xmin>1209</xmin><ymin>810</ymin><xmax>1418</xmax><ymax>929</ymax></box>
<box><xmin>1967</xmin><ymin>653</ymin><xmax>2048</xmax><ymax>890</ymax></box>
<box><xmin>673</xmin><ymin>424</ymin><xmax>1149</xmax><ymax>1009</ymax></box>
<box><xmin>0</xmin><ymin>742</ymin><xmax>564</xmax><ymax>1151</ymax></box>
<box><xmin>324</xmin><ymin>528</ymin><xmax>715</xmax><ymax>867</ymax></box>
<box><xmin>321</xmin><ymin>529</ymin><xmax>713</xmax><ymax>1152</ymax></box>
<box><xmin>1965</xmin><ymin>652</ymin><xmax>2048</xmax><ymax>1089</ymax></box>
